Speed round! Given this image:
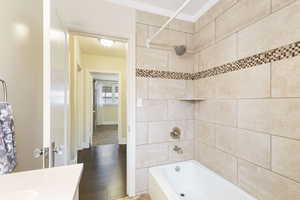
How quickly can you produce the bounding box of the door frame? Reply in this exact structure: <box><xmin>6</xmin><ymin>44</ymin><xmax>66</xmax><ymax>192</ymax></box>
<box><xmin>44</xmin><ymin>0</ymin><xmax>71</xmax><ymax>167</ymax></box>
<box><xmin>70</xmin><ymin>31</ymin><xmax>136</xmax><ymax>196</ymax></box>
<box><xmin>91</xmin><ymin>72</ymin><xmax>122</xmax><ymax>145</ymax></box>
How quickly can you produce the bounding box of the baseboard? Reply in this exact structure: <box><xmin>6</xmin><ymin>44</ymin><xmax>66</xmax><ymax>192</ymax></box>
<box><xmin>97</xmin><ymin>121</ymin><xmax>118</xmax><ymax>125</ymax></box>
<box><xmin>82</xmin><ymin>142</ymin><xmax>90</xmax><ymax>149</ymax></box>
<box><xmin>118</xmin><ymin>137</ymin><xmax>127</xmax><ymax>144</ymax></box>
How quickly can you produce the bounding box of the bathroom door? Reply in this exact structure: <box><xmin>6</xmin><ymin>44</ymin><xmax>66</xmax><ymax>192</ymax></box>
<box><xmin>43</xmin><ymin>0</ymin><xmax>69</xmax><ymax>168</ymax></box>
<box><xmin>0</xmin><ymin>0</ymin><xmax>44</xmax><ymax>171</ymax></box>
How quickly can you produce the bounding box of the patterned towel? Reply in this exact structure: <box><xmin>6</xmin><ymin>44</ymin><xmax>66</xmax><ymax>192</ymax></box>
<box><xmin>0</xmin><ymin>103</ymin><xmax>16</xmax><ymax>174</ymax></box>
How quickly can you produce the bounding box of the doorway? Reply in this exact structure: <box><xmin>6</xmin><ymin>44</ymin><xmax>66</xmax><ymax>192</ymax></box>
<box><xmin>69</xmin><ymin>34</ymin><xmax>129</xmax><ymax>200</ymax></box>
<box><xmin>92</xmin><ymin>73</ymin><xmax>120</xmax><ymax>146</ymax></box>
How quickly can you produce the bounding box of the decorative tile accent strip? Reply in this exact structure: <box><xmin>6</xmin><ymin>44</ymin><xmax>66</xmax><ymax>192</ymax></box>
<box><xmin>136</xmin><ymin>68</ymin><xmax>194</xmax><ymax>80</ymax></box>
<box><xmin>136</xmin><ymin>41</ymin><xmax>300</xmax><ymax>80</ymax></box>
<box><xmin>194</xmin><ymin>41</ymin><xmax>300</xmax><ymax>79</ymax></box>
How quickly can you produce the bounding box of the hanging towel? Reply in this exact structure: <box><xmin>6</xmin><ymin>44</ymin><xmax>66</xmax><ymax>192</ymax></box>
<box><xmin>0</xmin><ymin>103</ymin><xmax>16</xmax><ymax>174</ymax></box>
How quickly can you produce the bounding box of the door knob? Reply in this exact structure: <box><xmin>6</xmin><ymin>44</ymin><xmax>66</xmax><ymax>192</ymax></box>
<box><xmin>53</xmin><ymin>145</ymin><xmax>63</xmax><ymax>155</ymax></box>
<box><xmin>33</xmin><ymin>147</ymin><xmax>49</xmax><ymax>158</ymax></box>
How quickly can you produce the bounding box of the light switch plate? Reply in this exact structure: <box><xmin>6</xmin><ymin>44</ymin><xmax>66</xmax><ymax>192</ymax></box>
<box><xmin>137</xmin><ymin>98</ymin><xmax>143</xmax><ymax>107</ymax></box>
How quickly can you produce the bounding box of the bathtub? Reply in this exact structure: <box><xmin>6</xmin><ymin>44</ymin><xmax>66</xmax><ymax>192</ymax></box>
<box><xmin>149</xmin><ymin>160</ymin><xmax>256</xmax><ymax>200</ymax></box>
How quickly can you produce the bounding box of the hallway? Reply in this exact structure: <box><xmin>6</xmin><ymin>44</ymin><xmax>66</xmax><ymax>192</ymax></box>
<box><xmin>78</xmin><ymin>144</ymin><xmax>127</xmax><ymax>200</ymax></box>
<box><xmin>93</xmin><ymin>125</ymin><xmax>119</xmax><ymax>146</ymax></box>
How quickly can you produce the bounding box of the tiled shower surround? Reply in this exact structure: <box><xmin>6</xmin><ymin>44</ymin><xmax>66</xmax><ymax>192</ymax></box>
<box><xmin>135</xmin><ymin>0</ymin><xmax>300</xmax><ymax>199</ymax></box>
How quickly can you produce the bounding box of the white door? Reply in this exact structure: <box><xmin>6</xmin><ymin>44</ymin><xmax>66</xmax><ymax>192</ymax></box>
<box><xmin>44</xmin><ymin>0</ymin><xmax>69</xmax><ymax>167</ymax></box>
<box><xmin>0</xmin><ymin>0</ymin><xmax>44</xmax><ymax>171</ymax></box>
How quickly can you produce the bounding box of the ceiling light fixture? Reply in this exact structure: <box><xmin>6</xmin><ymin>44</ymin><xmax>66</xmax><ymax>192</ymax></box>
<box><xmin>100</xmin><ymin>39</ymin><xmax>114</xmax><ymax>47</ymax></box>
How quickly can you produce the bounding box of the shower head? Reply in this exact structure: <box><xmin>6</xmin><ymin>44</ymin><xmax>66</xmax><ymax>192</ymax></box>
<box><xmin>174</xmin><ymin>45</ymin><xmax>186</xmax><ymax>56</ymax></box>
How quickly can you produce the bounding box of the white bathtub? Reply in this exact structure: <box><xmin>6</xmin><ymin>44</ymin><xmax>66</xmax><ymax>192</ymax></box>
<box><xmin>149</xmin><ymin>160</ymin><xmax>256</xmax><ymax>200</ymax></box>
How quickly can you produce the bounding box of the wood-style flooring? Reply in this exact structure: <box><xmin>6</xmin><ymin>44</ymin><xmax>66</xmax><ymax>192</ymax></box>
<box><xmin>78</xmin><ymin>144</ymin><xmax>127</xmax><ymax>200</ymax></box>
<box><xmin>93</xmin><ymin>125</ymin><xmax>118</xmax><ymax>146</ymax></box>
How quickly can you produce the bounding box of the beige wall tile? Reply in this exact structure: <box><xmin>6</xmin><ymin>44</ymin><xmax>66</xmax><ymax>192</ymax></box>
<box><xmin>169</xmin><ymin>140</ymin><xmax>194</xmax><ymax>162</ymax></box>
<box><xmin>216</xmin><ymin>125</ymin><xmax>237</xmax><ymax>155</ymax></box>
<box><xmin>272</xmin><ymin>136</ymin><xmax>300</xmax><ymax>182</ymax></box>
<box><xmin>196</xmin><ymin>142</ymin><xmax>238</xmax><ymax>183</ymax></box>
<box><xmin>199</xmin><ymin>34</ymin><xmax>237</xmax><ymax>70</ymax></box>
<box><xmin>149</xmin><ymin>79</ymin><xmax>185</xmax><ymax>99</ymax></box>
<box><xmin>136</xmin><ymin>100</ymin><xmax>168</xmax><ymax>122</ymax></box>
<box><xmin>237</xmin><ymin>129</ymin><xmax>271</xmax><ymax>168</ymax></box>
<box><xmin>237</xmin><ymin>64</ymin><xmax>271</xmax><ymax>98</ymax></box>
<box><xmin>169</xmin><ymin>52</ymin><xmax>194</xmax><ymax>73</ymax></box>
<box><xmin>215</xmin><ymin>70</ymin><xmax>240</xmax><ymax>98</ymax></box>
<box><xmin>185</xmin><ymin>80</ymin><xmax>194</xmax><ymax>98</ymax></box>
<box><xmin>136</xmin><ymin>23</ymin><xmax>148</xmax><ymax>47</ymax></box>
<box><xmin>238</xmin><ymin>99</ymin><xmax>300</xmax><ymax>140</ymax></box>
<box><xmin>271</xmin><ymin>0</ymin><xmax>297</xmax><ymax>12</ymax></box>
<box><xmin>194</xmin><ymin>76</ymin><xmax>217</xmax><ymax>98</ymax></box>
<box><xmin>136</xmin><ymin>168</ymin><xmax>149</xmax><ymax>193</ymax></box>
<box><xmin>186</xmin><ymin>33</ymin><xmax>194</xmax><ymax>51</ymax></box>
<box><xmin>193</xmin><ymin>21</ymin><xmax>215</xmax><ymax>51</ymax></box>
<box><xmin>195</xmin><ymin>0</ymin><xmax>239</xmax><ymax>32</ymax></box>
<box><xmin>194</xmin><ymin>53</ymin><xmax>200</xmax><ymax>72</ymax></box>
<box><xmin>272</xmin><ymin>56</ymin><xmax>300</xmax><ymax>97</ymax></box>
<box><xmin>184</xmin><ymin>120</ymin><xmax>195</xmax><ymax>140</ymax></box>
<box><xmin>136</xmin><ymin>47</ymin><xmax>169</xmax><ymax>71</ymax></box>
<box><xmin>136</xmin><ymin>11</ymin><xmax>168</xmax><ymax>27</ymax></box>
<box><xmin>136</xmin><ymin>122</ymin><xmax>148</xmax><ymax>145</ymax></box>
<box><xmin>216</xmin><ymin>0</ymin><xmax>271</xmax><ymax>40</ymax></box>
<box><xmin>169</xmin><ymin>19</ymin><xmax>194</xmax><ymax>34</ymax></box>
<box><xmin>136</xmin><ymin>143</ymin><xmax>169</xmax><ymax>168</ymax></box>
<box><xmin>215</xmin><ymin>100</ymin><xmax>237</xmax><ymax>126</ymax></box>
<box><xmin>195</xmin><ymin>101</ymin><xmax>216</xmax><ymax>122</ymax></box>
<box><xmin>216</xmin><ymin>64</ymin><xmax>271</xmax><ymax>98</ymax></box>
<box><xmin>149</xmin><ymin>26</ymin><xmax>186</xmax><ymax>47</ymax></box>
<box><xmin>238</xmin><ymin>1</ymin><xmax>300</xmax><ymax>58</ymax></box>
<box><xmin>168</xmin><ymin>100</ymin><xmax>194</xmax><ymax>120</ymax></box>
<box><xmin>148</xmin><ymin>121</ymin><xmax>171</xmax><ymax>144</ymax></box>
<box><xmin>238</xmin><ymin>159</ymin><xmax>300</xmax><ymax>200</ymax></box>
<box><xmin>136</xmin><ymin>78</ymin><xmax>148</xmax><ymax>99</ymax></box>
<box><xmin>196</xmin><ymin>121</ymin><xmax>216</xmax><ymax>146</ymax></box>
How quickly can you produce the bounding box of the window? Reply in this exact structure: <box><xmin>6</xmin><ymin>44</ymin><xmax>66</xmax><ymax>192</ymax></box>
<box><xmin>99</xmin><ymin>83</ymin><xmax>119</xmax><ymax>105</ymax></box>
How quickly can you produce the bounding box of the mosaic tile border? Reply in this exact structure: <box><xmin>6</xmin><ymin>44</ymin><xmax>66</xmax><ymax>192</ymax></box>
<box><xmin>136</xmin><ymin>68</ymin><xmax>194</xmax><ymax>80</ymax></box>
<box><xmin>136</xmin><ymin>40</ymin><xmax>300</xmax><ymax>80</ymax></box>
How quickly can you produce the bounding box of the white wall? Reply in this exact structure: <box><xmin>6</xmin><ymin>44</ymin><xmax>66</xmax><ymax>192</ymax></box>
<box><xmin>56</xmin><ymin>0</ymin><xmax>135</xmax><ymax>39</ymax></box>
<box><xmin>0</xmin><ymin>0</ymin><xmax>43</xmax><ymax>171</ymax></box>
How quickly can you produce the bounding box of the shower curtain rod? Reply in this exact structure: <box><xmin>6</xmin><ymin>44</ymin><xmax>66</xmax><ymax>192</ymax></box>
<box><xmin>146</xmin><ymin>0</ymin><xmax>193</xmax><ymax>48</ymax></box>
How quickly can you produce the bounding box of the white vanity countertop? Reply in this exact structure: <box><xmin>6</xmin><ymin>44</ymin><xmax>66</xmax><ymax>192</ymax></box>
<box><xmin>0</xmin><ymin>164</ymin><xmax>83</xmax><ymax>200</ymax></box>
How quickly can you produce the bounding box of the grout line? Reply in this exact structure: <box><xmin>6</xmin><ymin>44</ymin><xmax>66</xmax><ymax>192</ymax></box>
<box><xmin>270</xmin><ymin>62</ymin><xmax>272</xmax><ymax>97</ymax></box>
<box><xmin>270</xmin><ymin>135</ymin><xmax>272</xmax><ymax>170</ymax></box>
<box><xmin>270</xmin><ymin>0</ymin><xmax>298</xmax><ymax>13</ymax></box>
<box><xmin>137</xmin><ymin>41</ymin><xmax>300</xmax><ymax>81</ymax></box>
<box><xmin>136</xmin><ymin>96</ymin><xmax>300</xmax><ymax>101</ymax></box>
<box><xmin>270</xmin><ymin>0</ymin><xmax>273</xmax><ymax>13</ymax></box>
<box><xmin>194</xmin><ymin>119</ymin><xmax>300</xmax><ymax>142</ymax></box>
<box><xmin>197</xmin><ymin>140</ymin><xmax>300</xmax><ymax>185</ymax></box>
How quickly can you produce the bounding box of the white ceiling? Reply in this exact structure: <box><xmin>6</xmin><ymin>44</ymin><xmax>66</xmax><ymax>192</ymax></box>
<box><xmin>78</xmin><ymin>36</ymin><xmax>127</xmax><ymax>58</ymax></box>
<box><xmin>106</xmin><ymin>0</ymin><xmax>220</xmax><ymax>22</ymax></box>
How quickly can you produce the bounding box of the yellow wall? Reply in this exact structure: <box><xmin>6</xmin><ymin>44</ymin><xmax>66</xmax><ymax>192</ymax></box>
<box><xmin>81</xmin><ymin>54</ymin><xmax>127</xmax><ymax>140</ymax></box>
<box><xmin>97</xmin><ymin>105</ymin><xmax>118</xmax><ymax>124</ymax></box>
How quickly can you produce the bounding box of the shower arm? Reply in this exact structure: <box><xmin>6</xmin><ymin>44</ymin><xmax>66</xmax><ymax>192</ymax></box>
<box><xmin>146</xmin><ymin>0</ymin><xmax>193</xmax><ymax>48</ymax></box>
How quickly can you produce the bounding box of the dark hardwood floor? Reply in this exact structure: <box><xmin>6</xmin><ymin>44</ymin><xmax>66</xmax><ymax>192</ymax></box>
<box><xmin>78</xmin><ymin>144</ymin><xmax>127</xmax><ymax>200</ymax></box>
